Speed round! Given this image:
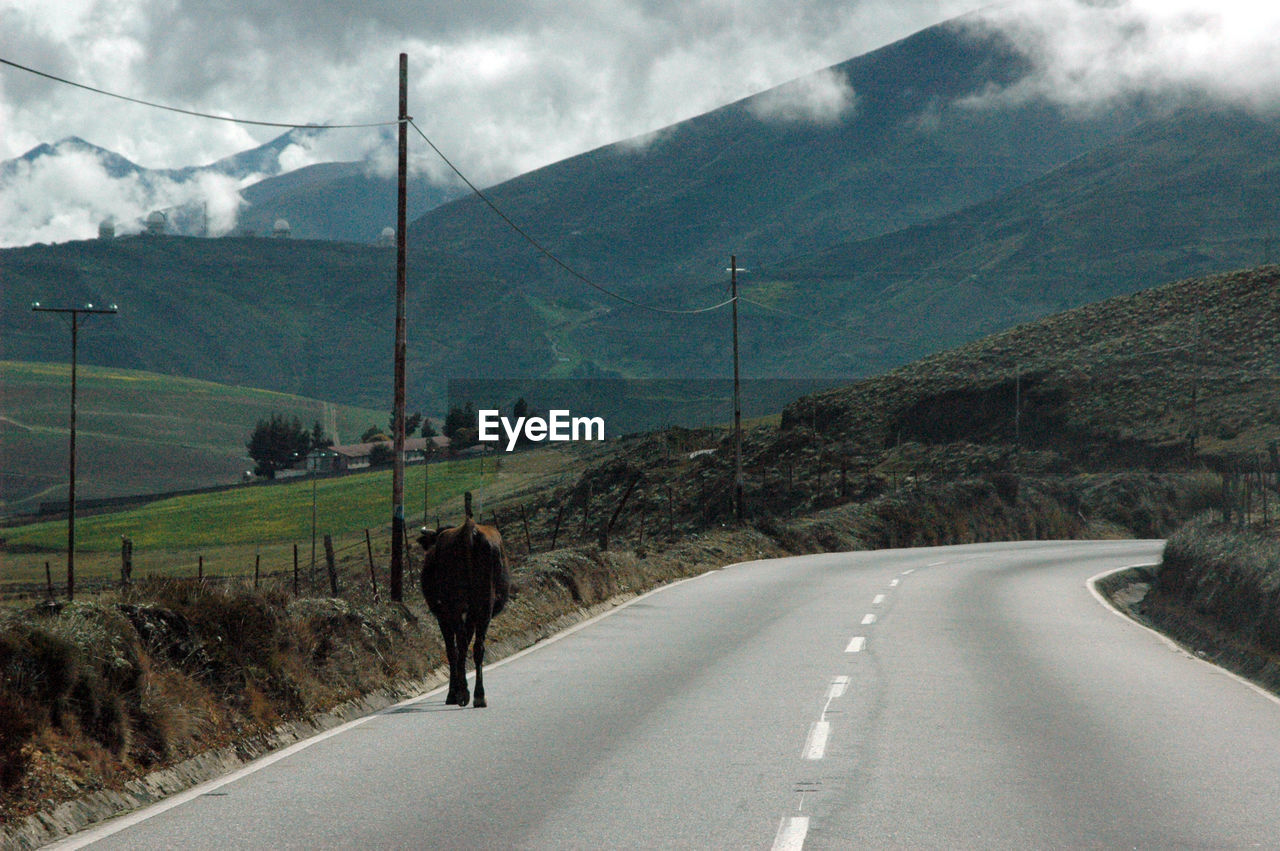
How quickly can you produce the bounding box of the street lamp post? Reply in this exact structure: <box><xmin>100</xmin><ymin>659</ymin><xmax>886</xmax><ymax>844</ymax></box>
<box><xmin>31</xmin><ymin>301</ymin><xmax>118</xmax><ymax>600</ymax></box>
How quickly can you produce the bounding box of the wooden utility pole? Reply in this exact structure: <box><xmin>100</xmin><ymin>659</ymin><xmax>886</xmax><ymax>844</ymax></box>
<box><xmin>31</xmin><ymin>301</ymin><xmax>117</xmax><ymax>600</ymax></box>
<box><xmin>729</xmin><ymin>255</ymin><xmax>745</xmax><ymax>521</ymax></box>
<box><xmin>390</xmin><ymin>52</ymin><xmax>409</xmax><ymax>601</ymax></box>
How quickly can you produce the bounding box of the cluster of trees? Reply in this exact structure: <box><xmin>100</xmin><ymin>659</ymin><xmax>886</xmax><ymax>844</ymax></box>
<box><xmin>249</xmin><ymin>398</ymin><xmax>533</xmax><ymax>479</ymax></box>
<box><xmin>246</xmin><ymin>414</ymin><xmax>331</xmax><ymax>479</ymax></box>
<box><xmin>359</xmin><ymin>411</ymin><xmax>437</xmax><ymax>444</ymax></box>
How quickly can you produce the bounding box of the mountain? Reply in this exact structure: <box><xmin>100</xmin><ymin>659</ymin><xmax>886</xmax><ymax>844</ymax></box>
<box><xmin>1</xmin><ymin>136</ymin><xmax>144</xmax><ymax>181</ymax></box>
<box><xmin>236</xmin><ymin>161</ymin><xmax>463</xmax><ymax>242</ymax></box>
<box><xmin>407</xmin><ymin>15</ymin><xmax>1157</xmax><ymax>306</ymax></box>
<box><xmin>747</xmin><ymin>104</ymin><xmax>1280</xmax><ymax>374</ymax></box>
<box><xmin>0</xmin><ymin>129</ymin><xmax>461</xmax><ymax>243</ymax></box>
<box><xmin>3</xmin><ymin>11</ymin><xmax>1276</xmax><ymax>417</ymax></box>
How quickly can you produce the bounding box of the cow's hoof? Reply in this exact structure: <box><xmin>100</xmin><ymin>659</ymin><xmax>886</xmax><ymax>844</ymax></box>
<box><xmin>474</xmin><ymin>697</ymin><xmax>487</xmax><ymax>708</ymax></box>
<box><xmin>458</xmin><ymin>691</ymin><xmax>470</xmax><ymax>707</ymax></box>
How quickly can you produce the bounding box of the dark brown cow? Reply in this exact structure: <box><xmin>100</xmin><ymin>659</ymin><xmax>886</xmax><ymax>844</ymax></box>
<box><xmin>418</xmin><ymin>497</ymin><xmax>510</xmax><ymax>708</ymax></box>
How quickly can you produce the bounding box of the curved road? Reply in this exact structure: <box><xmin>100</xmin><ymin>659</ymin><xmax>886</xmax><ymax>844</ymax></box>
<box><xmin>55</xmin><ymin>540</ymin><xmax>1280</xmax><ymax>849</ymax></box>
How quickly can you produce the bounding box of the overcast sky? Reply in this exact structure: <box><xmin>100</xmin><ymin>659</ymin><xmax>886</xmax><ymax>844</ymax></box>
<box><xmin>3</xmin><ymin>0</ymin><xmax>1279</xmax><ymax>245</ymax></box>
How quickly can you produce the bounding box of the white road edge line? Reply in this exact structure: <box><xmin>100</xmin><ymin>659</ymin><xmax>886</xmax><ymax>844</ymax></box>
<box><xmin>803</xmin><ymin>721</ymin><xmax>830</xmax><ymax>760</ymax></box>
<box><xmin>1087</xmin><ymin>563</ymin><xmax>1280</xmax><ymax>710</ymax></box>
<box><xmin>861</xmin><ymin>613</ymin><xmax>877</xmax><ymax>625</ymax></box>
<box><xmin>48</xmin><ymin>570</ymin><xmax>722</xmax><ymax>850</ymax></box>
<box><xmin>772</xmin><ymin>816</ymin><xmax>810</xmax><ymax>851</ymax></box>
<box><xmin>827</xmin><ymin>675</ymin><xmax>851</xmax><ymax>700</ymax></box>
<box><xmin>889</xmin><ymin>578</ymin><xmax>900</xmax><ymax>587</ymax></box>
<box><xmin>845</xmin><ymin>636</ymin><xmax>866</xmax><ymax>653</ymax></box>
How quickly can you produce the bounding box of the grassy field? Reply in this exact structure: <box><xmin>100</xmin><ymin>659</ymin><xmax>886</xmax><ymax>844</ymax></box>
<box><xmin>0</xmin><ymin>360</ymin><xmax>385</xmax><ymax>515</ymax></box>
<box><xmin>0</xmin><ymin>444</ymin><xmax>594</xmax><ymax>593</ymax></box>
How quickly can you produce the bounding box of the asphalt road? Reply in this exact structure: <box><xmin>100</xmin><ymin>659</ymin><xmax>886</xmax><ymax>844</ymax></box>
<box><xmin>54</xmin><ymin>540</ymin><xmax>1280</xmax><ymax>849</ymax></box>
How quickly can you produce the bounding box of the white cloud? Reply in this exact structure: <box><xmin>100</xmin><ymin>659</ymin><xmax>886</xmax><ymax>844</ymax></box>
<box><xmin>748</xmin><ymin>68</ymin><xmax>857</xmax><ymax>125</ymax></box>
<box><xmin>967</xmin><ymin>0</ymin><xmax>1280</xmax><ymax>112</ymax></box>
<box><xmin>0</xmin><ymin>145</ymin><xmax>257</xmax><ymax>245</ymax></box>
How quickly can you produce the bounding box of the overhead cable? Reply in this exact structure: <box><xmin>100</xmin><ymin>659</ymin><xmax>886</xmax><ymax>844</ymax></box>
<box><xmin>0</xmin><ymin>56</ymin><xmax>399</xmax><ymax>129</ymax></box>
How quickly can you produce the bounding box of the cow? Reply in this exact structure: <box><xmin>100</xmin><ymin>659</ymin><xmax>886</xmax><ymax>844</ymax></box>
<box><xmin>418</xmin><ymin>493</ymin><xmax>510</xmax><ymax>708</ymax></box>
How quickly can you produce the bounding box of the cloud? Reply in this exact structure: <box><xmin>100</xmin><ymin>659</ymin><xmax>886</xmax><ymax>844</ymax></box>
<box><xmin>1</xmin><ymin>1</ymin><xmax>967</xmax><ymax>168</ymax></box>
<box><xmin>0</xmin><ymin>144</ymin><xmax>255</xmax><ymax>245</ymax></box>
<box><xmin>748</xmin><ymin>68</ymin><xmax>857</xmax><ymax>125</ymax></box>
<box><xmin>966</xmin><ymin>0</ymin><xmax>1280</xmax><ymax>112</ymax></box>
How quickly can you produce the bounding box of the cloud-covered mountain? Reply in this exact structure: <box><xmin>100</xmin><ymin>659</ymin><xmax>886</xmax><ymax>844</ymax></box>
<box><xmin>0</xmin><ymin>128</ymin><xmax>461</xmax><ymax>246</ymax></box>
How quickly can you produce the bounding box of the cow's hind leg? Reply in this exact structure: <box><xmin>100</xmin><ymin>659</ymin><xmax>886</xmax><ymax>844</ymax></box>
<box><xmin>472</xmin><ymin>612</ymin><xmax>491</xmax><ymax>708</ymax></box>
<box><xmin>439</xmin><ymin>615</ymin><xmax>463</xmax><ymax>705</ymax></box>
<box><xmin>453</xmin><ymin>620</ymin><xmax>474</xmax><ymax>707</ymax></box>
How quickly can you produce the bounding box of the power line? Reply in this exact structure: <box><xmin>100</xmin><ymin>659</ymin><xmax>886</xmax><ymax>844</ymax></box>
<box><xmin>408</xmin><ymin>119</ymin><xmax>735</xmax><ymax>317</ymax></box>
<box><xmin>0</xmin><ymin>56</ymin><xmax>398</xmax><ymax>129</ymax></box>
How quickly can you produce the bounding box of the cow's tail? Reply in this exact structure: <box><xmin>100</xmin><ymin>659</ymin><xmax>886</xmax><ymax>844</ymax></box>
<box><xmin>463</xmin><ymin>515</ymin><xmax>477</xmax><ymax>605</ymax></box>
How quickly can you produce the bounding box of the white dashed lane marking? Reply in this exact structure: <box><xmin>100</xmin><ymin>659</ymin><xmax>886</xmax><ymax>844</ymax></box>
<box><xmin>772</xmin><ymin>816</ymin><xmax>810</xmax><ymax>851</ymax></box>
<box><xmin>775</xmin><ymin>567</ymin><xmax>920</xmax><ymax>848</ymax></box>
<box><xmin>803</xmin><ymin>721</ymin><xmax>831</xmax><ymax>760</ymax></box>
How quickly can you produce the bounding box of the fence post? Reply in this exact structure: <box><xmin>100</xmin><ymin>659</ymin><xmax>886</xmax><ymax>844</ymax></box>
<box><xmin>580</xmin><ymin>482</ymin><xmax>593</xmax><ymax>537</ymax></box>
<box><xmin>293</xmin><ymin>543</ymin><xmax>300</xmax><ymax>595</ymax></box>
<box><xmin>667</xmin><ymin>485</ymin><xmax>675</xmax><ymax>537</ymax></box>
<box><xmin>520</xmin><ymin>505</ymin><xmax>533</xmax><ymax>554</ymax></box>
<box><xmin>550</xmin><ymin>501</ymin><xmax>565</xmax><ymax>551</ymax></box>
<box><xmin>198</xmin><ymin>555</ymin><xmax>203</xmax><ymax>582</ymax></box>
<box><xmin>254</xmin><ymin>554</ymin><xmax>260</xmax><ymax>590</ymax></box>
<box><xmin>600</xmin><ymin>476</ymin><xmax>640</xmax><ymax>551</ymax></box>
<box><xmin>45</xmin><ymin>561</ymin><xmax>53</xmax><ymax>599</ymax></box>
<box><xmin>324</xmin><ymin>534</ymin><xmax>339</xmax><ymax>596</ymax></box>
<box><xmin>365</xmin><ymin>529</ymin><xmax>380</xmax><ymax>601</ymax></box>
<box><xmin>120</xmin><ymin>536</ymin><xmax>133</xmax><ymax>588</ymax></box>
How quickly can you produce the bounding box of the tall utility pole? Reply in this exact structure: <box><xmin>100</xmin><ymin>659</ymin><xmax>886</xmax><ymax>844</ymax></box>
<box><xmin>728</xmin><ymin>256</ymin><xmax>745</xmax><ymax>521</ymax></box>
<box><xmin>390</xmin><ymin>52</ymin><xmax>409</xmax><ymax>601</ymax></box>
<box><xmin>31</xmin><ymin>301</ymin><xmax>118</xmax><ymax>600</ymax></box>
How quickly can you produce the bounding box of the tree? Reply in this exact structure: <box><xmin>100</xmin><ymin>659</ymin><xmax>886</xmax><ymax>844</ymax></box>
<box><xmin>369</xmin><ymin>443</ymin><xmax>395</xmax><ymax>467</ymax></box>
<box><xmin>311</xmin><ymin>420</ymin><xmax>332</xmax><ymax>451</ymax></box>
<box><xmin>421</xmin><ymin>417</ymin><xmax>438</xmax><ymax>438</ymax></box>
<box><xmin>443</xmin><ymin>401</ymin><xmax>476</xmax><ymax>439</ymax></box>
<box><xmin>247</xmin><ymin>413</ymin><xmax>312</xmax><ymax>479</ymax></box>
<box><xmin>361</xmin><ymin>425</ymin><xmax>388</xmax><ymax>443</ymax></box>
<box><xmin>388</xmin><ymin>410</ymin><xmax>423</xmax><ymax>438</ymax></box>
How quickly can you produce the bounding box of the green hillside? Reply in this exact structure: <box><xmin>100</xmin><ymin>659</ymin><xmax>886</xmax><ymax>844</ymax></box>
<box><xmin>0</xmin><ymin>361</ymin><xmax>383</xmax><ymax>514</ymax></box>
<box><xmin>237</xmin><ymin>162</ymin><xmax>462</xmax><ymax>242</ymax></box>
<box><xmin>0</xmin><ymin>236</ymin><xmax>550</xmax><ymax>410</ymax></box>
<box><xmin>759</xmin><ymin>105</ymin><xmax>1280</xmax><ymax>373</ymax></box>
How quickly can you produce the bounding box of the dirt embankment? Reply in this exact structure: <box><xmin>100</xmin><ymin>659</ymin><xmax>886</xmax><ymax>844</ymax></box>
<box><xmin>1103</xmin><ymin>518</ymin><xmax>1280</xmax><ymax>697</ymax></box>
